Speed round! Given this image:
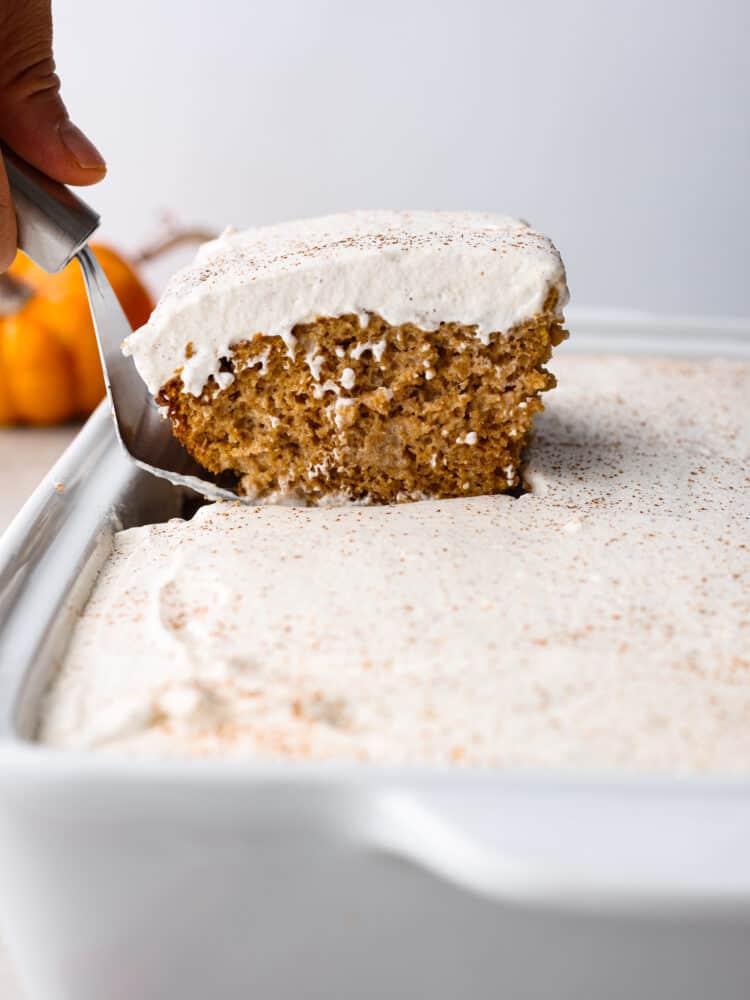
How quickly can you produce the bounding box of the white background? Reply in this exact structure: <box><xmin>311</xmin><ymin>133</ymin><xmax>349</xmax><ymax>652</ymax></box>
<box><xmin>52</xmin><ymin>0</ymin><xmax>749</xmax><ymax>316</ymax></box>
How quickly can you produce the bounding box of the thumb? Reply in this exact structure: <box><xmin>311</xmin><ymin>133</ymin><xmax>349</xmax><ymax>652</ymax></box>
<box><xmin>0</xmin><ymin>0</ymin><xmax>106</xmax><ymax>186</ymax></box>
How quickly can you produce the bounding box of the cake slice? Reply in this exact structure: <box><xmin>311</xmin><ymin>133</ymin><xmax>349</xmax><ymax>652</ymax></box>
<box><xmin>123</xmin><ymin>210</ymin><xmax>568</xmax><ymax>503</ymax></box>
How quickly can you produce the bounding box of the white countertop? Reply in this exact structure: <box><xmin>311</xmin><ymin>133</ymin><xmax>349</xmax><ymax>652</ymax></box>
<box><xmin>0</xmin><ymin>423</ymin><xmax>80</xmax><ymax>998</ymax></box>
<box><xmin>0</xmin><ymin>425</ymin><xmax>80</xmax><ymax>533</ymax></box>
<box><xmin>0</xmin><ymin>948</ymin><xmax>22</xmax><ymax>999</ymax></box>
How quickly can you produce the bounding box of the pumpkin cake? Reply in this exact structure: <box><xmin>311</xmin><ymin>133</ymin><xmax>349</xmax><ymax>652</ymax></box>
<box><xmin>39</xmin><ymin>354</ymin><xmax>750</xmax><ymax>769</ymax></box>
<box><xmin>123</xmin><ymin>211</ymin><xmax>569</xmax><ymax>503</ymax></box>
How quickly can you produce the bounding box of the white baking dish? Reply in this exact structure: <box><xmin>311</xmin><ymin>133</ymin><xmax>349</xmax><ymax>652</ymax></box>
<box><xmin>0</xmin><ymin>311</ymin><xmax>749</xmax><ymax>1000</ymax></box>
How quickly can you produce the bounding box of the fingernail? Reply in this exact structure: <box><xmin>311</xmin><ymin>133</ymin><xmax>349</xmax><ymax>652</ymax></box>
<box><xmin>58</xmin><ymin>119</ymin><xmax>106</xmax><ymax>170</ymax></box>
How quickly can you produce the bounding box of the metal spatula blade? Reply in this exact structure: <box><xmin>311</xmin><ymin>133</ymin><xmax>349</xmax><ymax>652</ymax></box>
<box><xmin>75</xmin><ymin>247</ymin><xmax>238</xmax><ymax>500</ymax></box>
<box><xmin>5</xmin><ymin>146</ymin><xmax>239</xmax><ymax>502</ymax></box>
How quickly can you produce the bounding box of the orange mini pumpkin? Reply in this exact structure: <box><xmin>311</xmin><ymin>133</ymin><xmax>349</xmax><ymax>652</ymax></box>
<box><xmin>0</xmin><ymin>244</ymin><xmax>153</xmax><ymax>426</ymax></box>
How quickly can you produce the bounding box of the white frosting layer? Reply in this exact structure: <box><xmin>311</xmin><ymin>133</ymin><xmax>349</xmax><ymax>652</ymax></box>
<box><xmin>123</xmin><ymin>210</ymin><xmax>568</xmax><ymax>396</ymax></box>
<box><xmin>40</xmin><ymin>354</ymin><xmax>750</xmax><ymax>771</ymax></box>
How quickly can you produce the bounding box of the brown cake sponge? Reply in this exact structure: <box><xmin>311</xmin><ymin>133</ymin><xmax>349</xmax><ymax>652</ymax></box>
<box><xmin>158</xmin><ymin>295</ymin><xmax>566</xmax><ymax>503</ymax></box>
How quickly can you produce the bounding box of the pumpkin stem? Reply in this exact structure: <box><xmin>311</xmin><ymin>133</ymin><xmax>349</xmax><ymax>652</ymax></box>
<box><xmin>132</xmin><ymin>225</ymin><xmax>219</xmax><ymax>264</ymax></box>
<box><xmin>0</xmin><ymin>273</ymin><xmax>33</xmax><ymax>317</ymax></box>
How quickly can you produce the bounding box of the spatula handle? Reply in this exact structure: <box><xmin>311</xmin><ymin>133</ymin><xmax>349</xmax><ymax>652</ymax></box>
<box><xmin>2</xmin><ymin>143</ymin><xmax>100</xmax><ymax>273</ymax></box>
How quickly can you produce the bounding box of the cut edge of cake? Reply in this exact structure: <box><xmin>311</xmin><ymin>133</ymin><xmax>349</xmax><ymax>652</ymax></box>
<box><xmin>158</xmin><ymin>297</ymin><xmax>566</xmax><ymax>503</ymax></box>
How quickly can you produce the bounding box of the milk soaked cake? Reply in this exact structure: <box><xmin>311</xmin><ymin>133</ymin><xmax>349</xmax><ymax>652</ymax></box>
<box><xmin>40</xmin><ymin>355</ymin><xmax>750</xmax><ymax>771</ymax></box>
<box><xmin>123</xmin><ymin>211</ymin><xmax>568</xmax><ymax>503</ymax></box>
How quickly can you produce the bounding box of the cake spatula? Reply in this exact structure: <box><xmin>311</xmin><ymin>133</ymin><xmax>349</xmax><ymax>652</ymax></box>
<box><xmin>4</xmin><ymin>146</ymin><xmax>238</xmax><ymax>501</ymax></box>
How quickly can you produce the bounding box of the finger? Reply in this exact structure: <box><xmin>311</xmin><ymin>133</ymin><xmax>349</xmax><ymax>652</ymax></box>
<box><xmin>0</xmin><ymin>0</ymin><xmax>105</xmax><ymax>186</ymax></box>
<box><xmin>0</xmin><ymin>156</ymin><xmax>17</xmax><ymax>272</ymax></box>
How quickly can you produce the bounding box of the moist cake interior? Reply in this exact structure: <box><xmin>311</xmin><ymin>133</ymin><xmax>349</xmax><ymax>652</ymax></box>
<box><xmin>158</xmin><ymin>298</ymin><xmax>566</xmax><ymax>502</ymax></box>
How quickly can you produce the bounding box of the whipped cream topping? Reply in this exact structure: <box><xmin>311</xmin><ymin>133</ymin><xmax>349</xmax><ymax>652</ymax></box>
<box><xmin>39</xmin><ymin>354</ymin><xmax>750</xmax><ymax>771</ymax></box>
<box><xmin>122</xmin><ymin>210</ymin><xmax>568</xmax><ymax>396</ymax></box>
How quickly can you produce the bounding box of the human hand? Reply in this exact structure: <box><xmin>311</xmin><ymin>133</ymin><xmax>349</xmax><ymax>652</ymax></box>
<box><xmin>0</xmin><ymin>0</ymin><xmax>106</xmax><ymax>270</ymax></box>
